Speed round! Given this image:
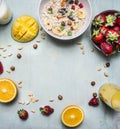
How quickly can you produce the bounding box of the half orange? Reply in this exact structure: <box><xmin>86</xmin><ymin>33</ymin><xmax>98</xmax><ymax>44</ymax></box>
<box><xmin>0</xmin><ymin>78</ymin><xmax>18</xmax><ymax>103</ymax></box>
<box><xmin>61</xmin><ymin>105</ymin><xmax>84</xmax><ymax>127</ymax></box>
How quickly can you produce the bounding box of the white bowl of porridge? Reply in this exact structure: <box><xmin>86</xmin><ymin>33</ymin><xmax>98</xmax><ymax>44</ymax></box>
<box><xmin>38</xmin><ymin>0</ymin><xmax>92</xmax><ymax>40</ymax></box>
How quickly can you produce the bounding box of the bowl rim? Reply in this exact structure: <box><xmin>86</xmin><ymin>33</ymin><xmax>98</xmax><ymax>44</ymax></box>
<box><xmin>38</xmin><ymin>0</ymin><xmax>92</xmax><ymax>40</ymax></box>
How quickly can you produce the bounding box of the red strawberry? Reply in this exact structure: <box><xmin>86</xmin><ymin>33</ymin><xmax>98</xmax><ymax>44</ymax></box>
<box><xmin>100</xmin><ymin>42</ymin><xmax>114</xmax><ymax>55</ymax></box>
<box><xmin>0</xmin><ymin>62</ymin><xmax>3</xmax><ymax>74</ymax></box>
<box><xmin>89</xmin><ymin>97</ymin><xmax>99</xmax><ymax>106</ymax></box>
<box><xmin>92</xmin><ymin>29</ymin><xmax>104</xmax><ymax>44</ymax></box>
<box><xmin>92</xmin><ymin>14</ymin><xmax>106</xmax><ymax>27</ymax></box>
<box><xmin>40</xmin><ymin>105</ymin><xmax>54</xmax><ymax>116</ymax></box>
<box><xmin>116</xmin><ymin>18</ymin><xmax>120</xmax><ymax>25</ymax></box>
<box><xmin>100</xmin><ymin>26</ymin><xmax>108</xmax><ymax>35</ymax></box>
<box><xmin>113</xmin><ymin>26</ymin><xmax>120</xmax><ymax>31</ymax></box>
<box><xmin>18</xmin><ymin>109</ymin><xmax>28</xmax><ymax>120</ymax></box>
<box><xmin>118</xmin><ymin>37</ymin><xmax>120</xmax><ymax>45</ymax></box>
<box><xmin>116</xmin><ymin>13</ymin><xmax>120</xmax><ymax>26</ymax></box>
<box><xmin>105</xmin><ymin>29</ymin><xmax>119</xmax><ymax>42</ymax></box>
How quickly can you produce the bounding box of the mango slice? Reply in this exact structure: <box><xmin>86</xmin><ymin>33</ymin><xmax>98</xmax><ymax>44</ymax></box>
<box><xmin>11</xmin><ymin>15</ymin><xmax>39</xmax><ymax>43</ymax></box>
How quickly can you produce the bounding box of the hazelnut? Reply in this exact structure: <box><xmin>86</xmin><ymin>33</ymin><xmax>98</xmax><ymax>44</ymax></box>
<box><xmin>93</xmin><ymin>92</ymin><xmax>97</xmax><ymax>97</ymax></box>
<box><xmin>58</xmin><ymin>95</ymin><xmax>63</xmax><ymax>100</ymax></box>
<box><xmin>10</xmin><ymin>66</ymin><xmax>15</xmax><ymax>71</ymax></box>
<box><xmin>91</xmin><ymin>81</ymin><xmax>96</xmax><ymax>86</ymax></box>
<box><xmin>17</xmin><ymin>53</ymin><xmax>22</xmax><ymax>59</ymax></box>
<box><xmin>33</xmin><ymin>44</ymin><xmax>38</xmax><ymax>49</ymax></box>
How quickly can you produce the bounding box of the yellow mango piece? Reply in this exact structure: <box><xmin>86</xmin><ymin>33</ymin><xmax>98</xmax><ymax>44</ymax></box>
<box><xmin>11</xmin><ymin>15</ymin><xmax>39</xmax><ymax>43</ymax></box>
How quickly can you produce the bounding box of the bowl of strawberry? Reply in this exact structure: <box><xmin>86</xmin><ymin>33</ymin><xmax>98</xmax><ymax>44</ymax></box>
<box><xmin>91</xmin><ymin>10</ymin><xmax>120</xmax><ymax>56</ymax></box>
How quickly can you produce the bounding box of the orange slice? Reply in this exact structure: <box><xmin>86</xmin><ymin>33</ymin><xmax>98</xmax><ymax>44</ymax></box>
<box><xmin>61</xmin><ymin>105</ymin><xmax>84</xmax><ymax>127</ymax></box>
<box><xmin>0</xmin><ymin>78</ymin><xmax>18</xmax><ymax>103</ymax></box>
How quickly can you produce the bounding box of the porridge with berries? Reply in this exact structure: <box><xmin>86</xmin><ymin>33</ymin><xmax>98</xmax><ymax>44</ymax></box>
<box><xmin>41</xmin><ymin>0</ymin><xmax>86</xmax><ymax>37</ymax></box>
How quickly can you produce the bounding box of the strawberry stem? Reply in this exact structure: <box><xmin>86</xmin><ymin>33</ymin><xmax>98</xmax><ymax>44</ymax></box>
<box><xmin>105</xmin><ymin>15</ymin><xmax>116</xmax><ymax>26</ymax></box>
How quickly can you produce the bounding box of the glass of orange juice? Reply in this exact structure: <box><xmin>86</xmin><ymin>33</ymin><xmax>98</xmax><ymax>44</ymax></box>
<box><xmin>99</xmin><ymin>83</ymin><xmax>120</xmax><ymax>112</ymax></box>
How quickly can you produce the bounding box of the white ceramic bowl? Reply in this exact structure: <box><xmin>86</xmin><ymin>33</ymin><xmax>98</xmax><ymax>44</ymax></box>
<box><xmin>38</xmin><ymin>0</ymin><xmax>92</xmax><ymax>40</ymax></box>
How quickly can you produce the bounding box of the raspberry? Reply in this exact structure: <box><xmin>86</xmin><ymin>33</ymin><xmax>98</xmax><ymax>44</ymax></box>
<box><xmin>78</xmin><ymin>3</ymin><xmax>83</xmax><ymax>8</ymax></box>
<box><xmin>71</xmin><ymin>5</ymin><xmax>75</xmax><ymax>10</ymax></box>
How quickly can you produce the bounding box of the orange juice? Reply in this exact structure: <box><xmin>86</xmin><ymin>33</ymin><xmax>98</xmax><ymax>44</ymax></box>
<box><xmin>99</xmin><ymin>83</ymin><xmax>120</xmax><ymax>111</ymax></box>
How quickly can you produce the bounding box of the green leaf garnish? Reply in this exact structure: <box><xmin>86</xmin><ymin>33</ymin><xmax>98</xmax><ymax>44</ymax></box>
<box><xmin>69</xmin><ymin>11</ymin><xmax>73</xmax><ymax>16</ymax></box>
<box><xmin>60</xmin><ymin>25</ymin><xmax>65</xmax><ymax>31</ymax></box>
<box><xmin>67</xmin><ymin>30</ymin><xmax>72</xmax><ymax>36</ymax></box>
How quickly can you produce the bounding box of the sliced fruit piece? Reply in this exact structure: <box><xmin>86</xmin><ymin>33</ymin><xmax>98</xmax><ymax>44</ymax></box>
<box><xmin>0</xmin><ymin>78</ymin><xmax>18</xmax><ymax>103</ymax></box>
<box><xmin>77</xmin><ymin>9</ymin><xmax>86</xmax><ymax>19</ymax></box>
<box><xmin>111</xmin><ymin>91</ymin><xmax>120</xmax><ymax>111</ymax></box>
<box><xmin>11</xmin><ymin>15</ymin><xmax>39</xmax><ymax>43</ymax></box>
<box><xmin>61</xmin><ymin>105</ymin><xmax>84</xmax><ymax>127</ymax></box>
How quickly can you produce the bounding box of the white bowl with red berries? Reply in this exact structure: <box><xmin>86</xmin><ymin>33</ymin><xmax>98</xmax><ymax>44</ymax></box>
<box><xmin>91</xmin><ymin>10</ymin><xmax>120</xmax><ymax>56</ymax></box>
<box><xmin>38</xmin><ymin>0</ymin><xmax>92</xmax><ymax>40</ymax></box>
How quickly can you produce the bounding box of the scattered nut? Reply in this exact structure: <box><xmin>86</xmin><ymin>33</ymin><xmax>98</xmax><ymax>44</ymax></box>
<box><xmin>7</xmin><ymin>43</ymin><xmax>12</xmax><ymax>47</ymax></box>
<box><xmin>36</xmin><ymin>40</ymin><xmax>41</xmax><ymax>43</ymax></box>
<box><xmin>28</xmin><ymin>93</ymin><xmax>33</xmax><ymax>97</ymax></box>
<box><xmin>8</xmin><ymin>53</ymin><xmax>13</xmax><ymax>57</ymax></box>
<box><xmin>104</xmin><ymin>72</ymin><xmax>109</xmax><ymax>77</ymax></box>
<box><xmin>81</xmin><ymin>50</ymin><xmax>85</xmax><ymax>55</ymax></box>
<box><xmin>2</xmin><ymin>55</ymin><xmax>7</xmax><ymax>58</ymax></box>
<box><xmin>18</xmin><ymin>46</ymin><xmax>23</xmax><ymax>50</ymax></box>
<box><xmin>30</xmin><ymin>97</ymin><xmax>39</xmax><ymax>103</ymax></box>
<box><xmin>91</xmin><ymin>48</ymin><xmax>95</xmax><ymax>52</ymax></box>
<box><xmin>49</xmin><ymin>99</ymin><xmax>54</xmax><ymax>102</ymax></box>
<box><xmin>39</xmin><ymin>26</ymin><xmax>43</xmax><ymax>31</ymax></box>
<box><xmin>0</xmin><ymin>46</ymin><xmax>4</xmax><ymax>49</ymax></box>
<box><xmin>104</xmin><ymin>62</ymin><xmax>110</xmax><ymax>67</ymax></box>
<box><xmin>31</xmin><ymin>109</ymin><xmax>35</xmax><ymax>113</ymax></box>
<box><xmin>80</xmin><ymin>45</ymin><xmax>84</xmax><ymax>50</ymax></box>
<box><xmin>17</xmin><ymin>53</ymin><xmax>22</xmax><ymax>59</ymax></box>
<box><xmin>6</xmin><ymin>70</ymin><xmax>11</xmax><ymax>73</ymax></box>
<box><xmin>33</xmin><ymin>44</ymin><xmax>38</xmax><ymax>49</ymax></box>
<box><xmin>97</xmin><ymin>67</ymin><xmax>102</xmax><ymax>71</ymax></box>
<box><xmin>58</xmin><ymin>95</ymin><xmax>63</xmax><ymax>100</ymax></box>
<box><xmin>41</xmin><ymin>32</ymin><xmax>46</xmax><ymax>39</ymax></box>
<box><xmin>18</xmin><ymin>100</ymin><xmax>25</xmax><ymax>105</ymax></box>
<box><xmin>91</xmin><ymin>81</ymin><xmax>96</xmax><ymax>86</ymax></box>
<box><xmin>18</xmin><ymin>85</ymin><xmax>22</xmax><ymax>88</ymax></box>
<box><xmin>10</xmin><ymin>66</ymin><xmax>15</xmax><ymax>71</ymax></box>
<box><xmin>2</xmin><ymin>48</ymin><xmax>7</xmax><ymax>52</ymax></box>
<box><xmin>18</xmin><ymin>81</ymin><xmax>22</xmax><ymax>85</ymax></box>
<box><xmin>75</xmin><ymin>42</ymin><xmax>81</xmax><ymax>45</ymax></box>
<box><xmin>26</xmin><ymin>101</ymin><xmax>31</xmax><ymax>105</ymax></box>
<box><xmin>93</xmin><ymin>92</ymin><xmax>97</xmax><ymax>97</ymax></box>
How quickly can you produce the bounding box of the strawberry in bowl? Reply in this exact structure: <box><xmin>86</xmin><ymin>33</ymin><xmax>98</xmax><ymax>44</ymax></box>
<box><xmin>91</xmin><ymin>10</ymin><xmax>120</xmax><ymax>56</ymax></box>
